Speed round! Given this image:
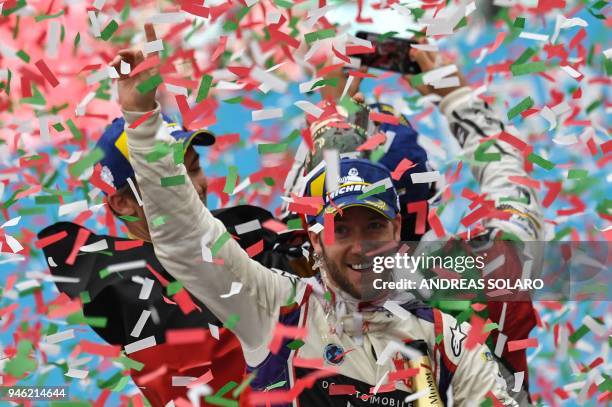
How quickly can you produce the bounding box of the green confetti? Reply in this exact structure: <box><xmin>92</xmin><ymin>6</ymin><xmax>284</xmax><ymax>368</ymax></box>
<box><xmin>527</xmin><ymin>153</ymin><xmax>555</xmax><ymax>170</ymax></box>
<box><xmin>69</xmin><ymin>147</ymin><xmax>104</xmax><ymax>178</ymax></box>
<box><xmin>309</xmin><ymin>77</ymin><xmax>338</xmax><ymax>91</ymax></box>
<box><xmin>436</xmin><ymin>333</ymin><xmax>444</xmax><ymax>344</ymax></box>
<box><xmin>569</xmin><ymin>324</ymin><xmax>589</xmax><ymax>343</ymax></box>
<box><xmin>52</xmin><ymin>122</ymin><xmax>65</xmax><ymax>131</ymax></box>
<box><xmin>160</xmin><ymin>175</ymin><xmax>186</xmax><ymax>187</ymax></box>
<box><xmin>35</xmin><ymin>195</ymin><xmax>61</xmax><ymax>205</ymax></box>
<box><xmin>21</xmin><ymin>85</ymin><xmax>46</xmax><ymax>106</ymax></box>
<box><xmin>378</xmin><ymin>31</ymin><xmax>398</xmax><ymax>41</ymax></box>
<box><xmin>339</xmin><ymin>96</ymin><xmax>362</xmax><ymax>114</ymax></box>
<box><xmin>172</xmin><ymin>143</ymin><xmax>184</xmax><ymax>165</ymax></box>
<box><xmin>474</xmin><ymin>139</ymin><xmax>501</xmax><ymax>162</ymax></box>
<box><xmin>305</xmin><ymin>28</ymin><xmax>336</xmax><ymax>44</ymax></box>
<box><xmin>73</xmin><ymin>32</ymin><xmax>81</xmax><ymax>51</ymax></box>
<box><xmin>409</xmin><ymin>73</ymin><xmax>425</xmax><ymax>87</ymax></box>
<box><xmin>586</xmin><ymin>99</ymin><xmax>602</xmax><ymax>114</ymax></box>
<box><xmin>167</xmin><ymin>281</ymin><xmax>183</xmax><ymax>296</ymax></box>
<box><xmin>116</xmin><ymin>356</ymin><xmax>144</xmax><ymax>371</ymax></box>
<box><xmin>484</xmin><ymin>322</ymin><xmax>499</xmax><ymax>332</ymax></box>
<box><xmin>223</xmin><ymin>96</ymin><xmax>243</xmax><ymax>104</ymax></box>
<box><xmin>357</xmin><ymin>184</ymin><xmax>386</xmax><ymax>200</ymax></box>
<box><xmin>513</xmin><ymin>17</ymin><xmax>525</xmax><ymax>28</ymax></box>
<box><xmin>265</xmin><ymin>380</ymin><xmax>287</xmax><ymax>391</ymax></box>
<box><xmin>196</xmin><ymin>74</ymin><xmax>213</xmax><ymax>103</ymax></box>
<box><xmin>99</xmin><ymin>268</ymin><xmax>110</xmax><ymax>279</ymax></box>
<box><xmin>80</xmin><ymin>291</ymin><xmax>91</xmax><ymax>304</ymax></box>
<box><xmin>232</xmin><ymin>372</ymin><xmax>257</xmax><ymax>398</ymax></box>
<box><xmin>204</xmin><ymin>396</ymin><xmax>238</xmax><ymax>407</ymax></box>
<box><xmin>16</xmin><ymin>49</ymin><xmax>30</xmax><ymax>62</ymax></box>
<box><xmin>274</xmin><ymin>0</ymin><xmax>293</xmax><ymax>8</ymax></box>
<box><xmin>223</xmin><ymin>313</ymin><xmax>240</xmax><ymax>329</ymax></box>
<box><xmin>136</xmin><ymin>74</ymin><xmax>163</xmax><ymax>94</ymax></box>
<box><xmin>568</xmin><ymin>169</ymin><xmax>588</xmax><ymax>179</ymax></box>
<box><xmin>145</xmin><ymin>142</ymin><xmax>171</xmax><ymax>162</ymax></box>
<box><xmin>507</xmin><ymin>96</ymin><xmax>534</xmax><ymax>120</ymax></box>
<box><xmin>286</xmin><ymin>218</ymin><xmax>302</xmax><ymax>230</ymax></box>
<box><xmin>223</xmin><ymin>166</ymin><xmax>238</xmax><ymax>194</ymax></box>
<box><xmin>66</xmin><ymin>118</ymin><xmax>83</xmax><ymax>141</ymax></box>
<box><xmin>324</xmin><ymin>291</ymin><xmax>332</xmax><ymax>302</ymax></box>
<box><xmin>211</xmin><ymin>231</ymin><xmax>231</xmax><ymax>256</ymax></box>
<box><xmin>34</xmin><ymin>9</ymin><xmax>64</xmax><ymax>21</ymax></box>
<box><xmin>513</xmin><ymin>48</ymin><xmax>536</xmax><ymax>67</ymax></box>
<box><xmin>151</xmin><ymin>215</ymin><xmax>168</xmax><ymax>227</ymax></box>
<box><xmin>119</xmin><ymin>215</ymin><xmax>140</xmax><ymax>222</ymax></box>
<box><xmin>287</xmin><ymin>339</ymin><xmax>305</xmax><ymax>350</ymax></box>
<box><xmin>258</xmin><ymin>143</ymin><xmax>288</xmax><ymax>154</ymax></box>
<box><xmin>511</xmin><ymin>61</ymin><xmax>550</xmax><ymax>76</ymax></box>
<box><xmin>100</xmin><ymin>19</ymin><xmax>119</xmax><ymax>41</ymax></box>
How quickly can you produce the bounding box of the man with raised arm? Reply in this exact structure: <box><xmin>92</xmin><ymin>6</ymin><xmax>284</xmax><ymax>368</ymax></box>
<box><xmin>112</xmin><ymin>24</ymin><xmax>521</xmax><ymax>406</ymax></box>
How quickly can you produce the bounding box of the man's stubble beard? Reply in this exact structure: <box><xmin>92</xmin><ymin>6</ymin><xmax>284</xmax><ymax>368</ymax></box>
<box><xmin>320</xmin><ymin>244</ymin><xmax>364</xmax><ymax>300</ymax></box>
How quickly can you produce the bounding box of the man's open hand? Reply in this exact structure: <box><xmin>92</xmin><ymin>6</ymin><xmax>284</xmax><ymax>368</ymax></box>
<box><xmin>110</xmin><ymin>23</ymin><xmax>160</xmax><ymax>112</ymax></box>
<box><xmin>405</xmin><ymin>36</ymin><xmax>467</xmax><ymax>98</ymax></box>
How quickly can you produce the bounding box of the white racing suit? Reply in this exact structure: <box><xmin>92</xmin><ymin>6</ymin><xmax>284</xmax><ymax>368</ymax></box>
<box><xmin>124</xmin><ymin>87</ymin><xmax>541</xmax><ymax>406</ymax></box>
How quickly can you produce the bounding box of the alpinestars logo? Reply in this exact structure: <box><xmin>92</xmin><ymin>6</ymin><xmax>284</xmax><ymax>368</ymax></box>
<box><xmin>450</xmin><ymin>322</ymin><xmax>466</xmax><ymax>357</ymax></box>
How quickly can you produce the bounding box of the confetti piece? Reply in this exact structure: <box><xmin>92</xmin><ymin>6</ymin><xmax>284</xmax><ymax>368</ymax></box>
<box><xmin>66</xmin><ymin>368</ymin><xmax>89</xmax><ymax>379</ymax></box>
<box><xmin>220</xmin><ymin>282</ymin><xmax>243</xmax><ymax>298</ymax></box>
<box><xmin>196</xmin><ymin>74</ymin><xmax>213</xmax><ymax>103</ymax></box>
<box><xmin>507</xmin><ymin>337</ymin><xmax>538</xmax><ymax>352</ymax></box>
<box><xmin>507</xmin><ymin>97</ymin><xmax>534</xmax><ymax>120</ymax></box>
<box><xmin>223</xmin><ymin>314</ymin><xmax>240</xmax><ymax>330</ymax></box>
<box><xmin>124</xmin><ymin>336</ymin><xmax>157</xmax><ymax>354</ymax></box>
<box><xmin>208</xmin><ymin>323</ymin><xmax>219</xmax><ymax>340</ymax></box>
<box><xmin>383</xmin><ymin>301</ymin><xmax>410</xmax><ymax>320</ymax></box>
<box><xmin>234</xmin><ymin>219</ymin><xmax>261</xmax><ymax>235</ymax></box>
<box><xmin>106</xmin><ymin>260</ymin><xmax>147</xmax><ymax>273</ymax></box>
<box><xmin>128</xmin><ymin>110</ymin><xmax>154</xmax><ymax>129</ymax></box>
<box><xmin>138</xmin><ymin>278</ymin><xmax>154</xmax><ymax>300</ymax></box>
<box><xmin>79</xmin><ymin>239</ymin><xmax>108</xmax><ymax>253</ymax></box>
<box><xmin>143</xmin><ymin>39</ymin><xmax>164</xmax><ymax>54</ymax></box>
<box><xmin>100</xmin><ymin>19</ymin><xmax>119</xmax><ymax>41</ymax></box>
<box><xmin>513</xmin><ymin>371</ymin><xmax>525</xmax><ymax>392</ymax></box>
<box><xmin>323</xmin><ymin>149</ymin><xmax>340</xmax><ymax>192</ymax></box>
<box><xmin>66</xmin><ymin>228</ymin><xmax>91</xmax><ymax>265</ymax></box>
<box><xmin>294</xmin><ymin>100</ymin><xmax>323</xmax><ymax>118</ymax></box>
<box><xmin>252</xmin><ymin>108</ymin><xmax>283</xmax><ymax>121</ymax></box>
<box><xmin>45</xmin><ymin>329</ymin><xmax>75</xmax><ymax>344</ymax></box>
<box><xmin>136</xmin><ymin>74</ymin><xmax>163</xmax><ymax>94</ymax></box>
<box><xmin>161</xmin><ymin>175</ymin><xmax>186</xmax><ymax>187</ymax></box>
<box><xmin>130</xmin><ymin>310</ymin><xmax>151</xmax><ymax>337</ymax></box>
<box><xmin>410</xmin><ymin>171</ymin><xmax>441</xmax><ymax>184</ymax></box>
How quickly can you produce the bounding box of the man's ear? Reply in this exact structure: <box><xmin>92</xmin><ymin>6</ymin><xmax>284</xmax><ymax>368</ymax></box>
<box><xmin>308</xmin><ymin>231</ymin><xmax>323</xmax><ymax>255</ymax></box>
<box><xmin>392</xmin><ymin>215</ymin><xmax>402</xmax><ymax>241</ymax></box>
<box><xmin>108</xmin><ymin>192</ymin><xmax>137</xmax><ymax>217</ymax></box>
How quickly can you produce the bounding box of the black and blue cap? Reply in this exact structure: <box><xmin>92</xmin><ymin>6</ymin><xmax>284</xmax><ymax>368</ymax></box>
<box><xmin>95</xmin><ymin>115</ymin><xmax>215</xmax><ymax>193</ymax></box>
<box><xmin>304</xmin><ymin>158</ymin><xmax>401</xmax><ymax>225</ymax></box>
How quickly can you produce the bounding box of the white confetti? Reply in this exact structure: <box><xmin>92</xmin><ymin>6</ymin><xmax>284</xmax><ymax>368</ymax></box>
<box><xmin>127</xmin><ymin>177</ymin><xmax>143</xmax><ymax>207</ymax></box>
<box><xmin>5</xmin><ymin>235</ymin><xmax>23</xmax><ymax>253</ymax></box>
<box><xmin>75</xmin><ymin>92</ymin><xmax>96</xmax><ymax>116</ymax></box>
<box><xmin>540</xmin><ymin>106</ymin><xmax>556</xmax><ymax>130</ymax></box>
<box><xmin>422</xmin><ymin>65</ymin><xmax>458</xmax><ymax>85</ymax></box>
<box><xmin>323</xmin><ymin>149</ymin><xmax>340</xmax><ymax>192</ymax></box>
<box><xmin>410</xmin><ymin>171</ymin><xmax>441</xmax><ymax>184</ymax></box>
<box><xmin>494</xmin><ymin>332</ymin><xmax>508</xmax><ymax>357</ymax></box>
<box><xmin>372</xmin><ymin>370</ymin><xmax>388</xmax><ymax>395</ymax></box>
<box><xmin>266</xmin><ymin>10</ymin><xmax>281</xmax><ymax>24</ymax></box>
<box><xmin>252</xmin><ymin>108</ymin><xmax>283</xmax><ymax>121</ymax></box>
<box><xmin>93</xmin><ymin>0</ymin><xmax>106</xmax><ymax>10</ymax></box>
<box><xmin>411</xmin><ymin>43</ymin><xmax>439</xmax><ymax>52</ymax></box>
<box><xmin>519</xmin><ymin>32</ymin><xmax>549</xmax><ymax>41</ymax></box>
<box><xmin>582</xmin><ymin>315</ymin><xmax>606</xmax><ymax>337</ymax></box>
<box><xmin>483</xmin><ymin>254</ymin><xmax>505</xmax><ymax>276</ymax></box>
<box><xmin>251</xmin><ymin>67</ymin><xmax>288</xmax><ymax>93</ymax></box>
<box><xmin>404</xmin><ymin>387</ymin><xmax>431</xmax><ymax>403</ymax></box>
<box><xmin>120</xmin><ymin>60</ymin><xmax>131</xmax><ymax>75</ymax></box>
<box><xmin>65</xmin><ymin>368</ymin><xmax>89</xmax><ymax>379</ymax></box>
<box><xmin>294</xmin><ymin>100</ymin><xmax>324</xmax><ymax>118</ymax></box>
<box><xmin>148</xmin><ymin>12</ymin><xmax>186</xmax><ymax>24</ymax></box>
<box><xmin>130</xmin><ymin>310</ymin><xmax>152</xmax><ymax>338</ymax></box>
<box><xmin>124</xmin><ymin>336</ymin><xmax>156</xmax><ymax>354</ymax></box>
<box><xmin>144</xmin><ymin>39</ymin><xmax>164</xmax><ymax>54</ymax></box>
<box><xmin>48</xmin><ymin>257</ymin><xmax>58</xmax><ymax>267</ymax></box>
<box><xmin>173</xmin><ymin>376</ymin><xmax>197</xmax><ymax>387</ymax></box>
<box><xmin>513</xmin><ymin>371</ymin><xmax>525</xmax><ymax>392</ymax></box>
<box><xmin>235</xmin><ymin>219</ymin><xmax>261</xmax><ymax>235</ymax></box>
<box><xmin>139</xmin><ymin>278</ymin><xmax>154</xmax><ymax>300</ymax></box>
<box><xmin>45</xmin><ymin>329</ymin><xmax>75</xmax><ymax>344</ymax></box>
<box><xmin>88</xmin><ymin>11</ymin><xmax>101</xmax><ymax>37</ymax></box>
<box><xmin>46</xmin><ymin>20</ymin><xmax>60</xmax><ymax>59</ymax></box>
<box><xmin>80</xmin><ymin>239</ymin><xmax>108</xmax><ymax>253</ymax></box>
<box><xmin>107</xmin><ymin>260</ymin><xmax>147</xmax><ymax>273</ymax></box>
<box><xmin>220</xmin><ymin>282</ymin><xmax>243</xmax><ymax>299</ymax></box>
<box><xmin>208</xmin><ymin>323</ymin><xmax>220</xmax><ymax>340</ymax></box>
<box><xmin>58</xmin><ymin>200</ymin><xmax>89</xmax><ymax>217</ymax></box>
<box><xmin>1</xmin><ymin>216</ymin><xmax>20</xmax><ymax>228</ymax></box>
<box><xmin>560</xmin><ymin>64</ymin><xmax>582</xmax><ymax>79</ymax></box>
